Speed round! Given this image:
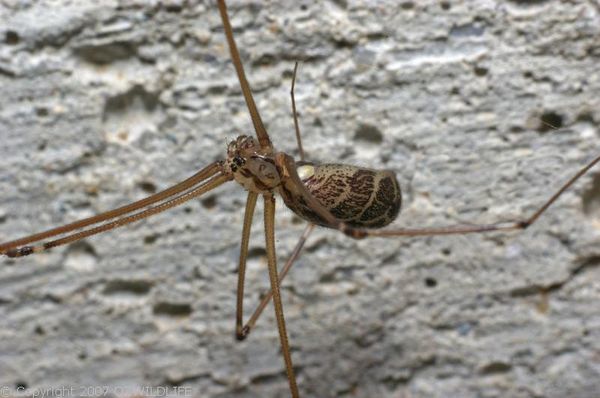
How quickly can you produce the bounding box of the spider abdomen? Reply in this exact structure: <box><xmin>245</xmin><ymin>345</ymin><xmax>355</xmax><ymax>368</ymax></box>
<box><xmin>282</xmin><ymin>163</ymin><xmax>402</xmax><ymax>229</ymax></box>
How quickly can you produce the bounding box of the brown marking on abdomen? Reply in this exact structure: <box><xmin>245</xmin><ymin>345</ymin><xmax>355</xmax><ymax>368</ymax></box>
<box><xmin>281</xmin><ymin>163</ymin><xmax>402</xmax><ymax>229</ymax></box>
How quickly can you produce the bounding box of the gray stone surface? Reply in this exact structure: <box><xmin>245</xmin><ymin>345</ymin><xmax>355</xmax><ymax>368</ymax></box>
<box><xmin>1</xmin><ymin>1</ymin><xmax>600</xmax><ymax>397</ymax></box>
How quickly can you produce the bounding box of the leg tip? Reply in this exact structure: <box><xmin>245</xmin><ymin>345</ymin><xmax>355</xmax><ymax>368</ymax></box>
<box><xmin>235</xmin><ymin>326</ymin><xmax>250</xmax><ymax>341</ymax></box>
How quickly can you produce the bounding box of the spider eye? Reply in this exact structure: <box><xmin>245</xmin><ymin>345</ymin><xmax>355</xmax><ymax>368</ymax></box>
<box><xmin>233</xmin><ymin>156</ymin><xmax>245</xmax><ymax>166</ymax></box>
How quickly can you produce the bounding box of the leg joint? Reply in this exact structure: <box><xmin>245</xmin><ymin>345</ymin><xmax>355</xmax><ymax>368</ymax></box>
<box><xmin>517</xmin><ymin>220</ymin><xmax>531</xmax><ymax>229</ymax></box>
<box><xmin>341</xmin><ymin>225</ymin><xmax>367</xmax><ymax>240</ymax></box>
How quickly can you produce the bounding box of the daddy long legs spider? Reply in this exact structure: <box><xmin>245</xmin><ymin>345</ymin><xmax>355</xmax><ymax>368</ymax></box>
<box><xmin>2</xmin><ymin>1</ymin><xmax>600</xmax><ymax>397</ymax></box>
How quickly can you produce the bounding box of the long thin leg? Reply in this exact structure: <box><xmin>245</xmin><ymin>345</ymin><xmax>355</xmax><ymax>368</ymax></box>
<box><xmin>239</xmin><ymin>222</ymin><xmax>315</xmax><ymax>340</ymax></box>
<box><xmin>217</xmin><ymin>0</ymin><xmax>272</xmax><ymax>150</ymax></box>
<box><xmin>0</xmin><ymin>162</ymin><xmax>223</xmax><ymax>254</ymax></box>
<box><xmin>235</xmin><ymin>191</ymin><xmax>258</xmax><ymax>340</ymax></box>
<box><xmin>263</xmin><ymin>194</ymin><xmax>299</xmax><ymax>398</ymax></box>
<box><xmin>290</xmin><ymin>62</ymin><xmax>305</xmax><ymax>161</ymax></box>
<box><xmin>276</xmin><ymin>152</ymin><xmax>600</xmax><ymax>239</ymax></box>
<box><xmin>2</xmin><ymin>173</ymin><xmax>231</xmax><ymax>257</ymax></box>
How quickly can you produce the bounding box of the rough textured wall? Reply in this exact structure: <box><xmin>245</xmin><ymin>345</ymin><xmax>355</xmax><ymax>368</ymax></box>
<box><xmin>1</xmin><ymin>1</ymin><xmax>600</xmax><ymax>397</ymax></box>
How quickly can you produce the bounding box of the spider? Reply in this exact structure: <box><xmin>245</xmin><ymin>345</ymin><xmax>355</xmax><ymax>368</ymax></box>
<box><xmin>1</xmin><ymin>1</ymin><xmax>600</xmax><ymax>397</ymax></box>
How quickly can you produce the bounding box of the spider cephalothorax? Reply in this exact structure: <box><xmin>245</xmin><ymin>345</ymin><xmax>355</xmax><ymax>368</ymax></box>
<box><xmin>225</xmin><ymin>135</ymin><xmax>281</xmax><ymax>193</ymax></box>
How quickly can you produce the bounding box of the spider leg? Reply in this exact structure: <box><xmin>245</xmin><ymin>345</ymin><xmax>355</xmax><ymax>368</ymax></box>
<box><xmin>238</xmin><ymin>222</ymin><xmax>315</xmax><ymax>340</ymax></box>
<box><xmin>264</xmin><ymin>194</ymin><xmax>299</xmax><ymax>397</ymax></box>
<box><xmin>0</xmin><ymin>162</ymin><xmax>224</xmax><ymax>256</ymax></box>
<box><xmin>2</xmin><ymin>172</ymin><xmax>231</xmax><ymax>257</ymax></box>
<box><xmin>276</xmin><ymin>152</ymin><xmax>600</xmax><ymax>239</ymax></box>
<box><xmin>217</xmin><ymin>0</ymin><xmax>272</xmax><ymax>151</ymax></box>
<box><xmin>235</xmin><ymin>191</ymin><xmax>258</xmax><ymax>340</ymax></box>
<box><xmin>290</xmin><ymin>62</ymin><xmax>305</xmax><ymax>161</ymax></box>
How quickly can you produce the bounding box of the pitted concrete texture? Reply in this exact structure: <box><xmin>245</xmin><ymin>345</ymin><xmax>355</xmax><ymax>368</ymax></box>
<box><xmin>1</xmin><ymin>1</ymin><xmax>600</xmax><ymax>398</ymax></box>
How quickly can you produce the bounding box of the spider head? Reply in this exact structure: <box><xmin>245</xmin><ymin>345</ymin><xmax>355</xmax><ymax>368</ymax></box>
<box><xmin>225</xmin><ymin>135</ymin><xmax>280</xmax><ymax>193</ymax></box>
<box><xmin>226</xmin><ymin>135</ymin><xmax>258</xmax><ymax>171</ymax></box>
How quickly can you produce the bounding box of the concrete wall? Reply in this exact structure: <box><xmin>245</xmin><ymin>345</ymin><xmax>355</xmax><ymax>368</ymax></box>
<box><xmin>1</xmin><ymin>1</ymin><xmax>599</xmax><ymax>397</ymax></box>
